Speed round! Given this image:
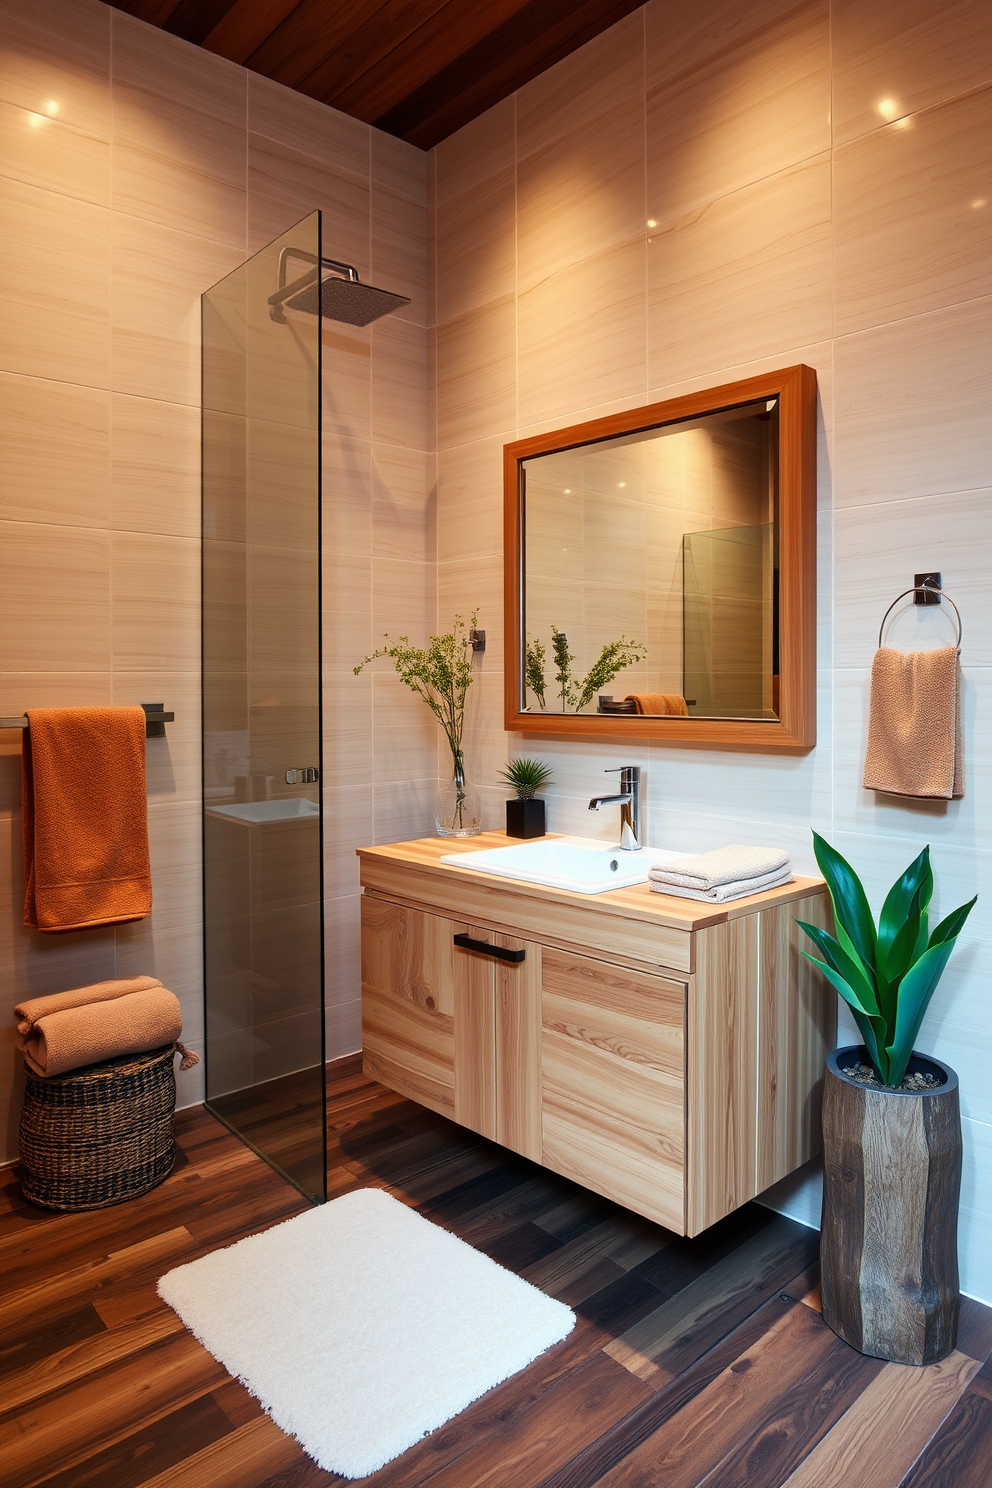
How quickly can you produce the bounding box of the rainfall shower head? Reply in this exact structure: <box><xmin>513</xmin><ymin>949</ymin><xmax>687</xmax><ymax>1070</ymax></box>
<box><xmin>269</xmin><ymin>250</ymin><xmax>410</xmax><ymax>327</ymax></box>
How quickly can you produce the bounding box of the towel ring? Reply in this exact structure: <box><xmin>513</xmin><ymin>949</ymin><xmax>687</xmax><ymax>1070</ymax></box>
<box><xmin>878</xmin><ymin>585</ymin><xmax>963</xmax><ymax>650</ymax></box>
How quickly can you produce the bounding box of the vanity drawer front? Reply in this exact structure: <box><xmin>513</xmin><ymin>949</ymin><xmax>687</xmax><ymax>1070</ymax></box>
<box><xmin>540</xmin><ymin>948</ymin><xmax>686</xmax><ymax>1233</ymax></box>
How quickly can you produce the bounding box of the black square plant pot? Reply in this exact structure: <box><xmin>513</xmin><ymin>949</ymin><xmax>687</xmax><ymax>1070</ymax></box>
<box><xmin>505</xmin><ymin>798</ymin><xmax>546</xmax><ymax>839</ymax></box>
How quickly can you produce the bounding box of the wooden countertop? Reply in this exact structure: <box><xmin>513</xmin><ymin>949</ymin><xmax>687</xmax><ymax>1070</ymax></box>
<box><xmin>357</xmin><ymin>832</ymin><xmax>825</xmax><ymax>933</ymax></box>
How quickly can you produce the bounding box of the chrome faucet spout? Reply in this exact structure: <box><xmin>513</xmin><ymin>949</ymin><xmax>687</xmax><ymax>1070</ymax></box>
<box><xmin>588</xmin><ymin>766</ymin><xmax>641</xmax><ymax>849</ymax></box>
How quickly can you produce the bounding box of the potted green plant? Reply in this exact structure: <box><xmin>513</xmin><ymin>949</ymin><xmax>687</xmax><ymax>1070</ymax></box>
<box><xmin>499</xmin><ymin>758</ymin><xmax>553</xmax><ymax>838</ymax></box>
<box><xmin>355</xmin><ymin>612</ymin><xmax>482</xmax><ymax>837</ymax></box>
<box><xmin>797</xmin><ymin>832</ymin><xmax>976</xmax><ymax>1365</ymax></box>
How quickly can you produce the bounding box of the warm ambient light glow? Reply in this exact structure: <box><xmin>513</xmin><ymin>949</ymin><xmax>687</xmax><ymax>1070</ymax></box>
<box><xmin>44</xmin><ymin>100</ymin><xmax>59</xmax><ymax>114</ymax></box>
<box><xmin>972</xmin><ymin>198</ymin><xmax>988</xmax><ymax>209</ymax></box>
<box><xmin>646</xmin><ymin>219</ymin><xmax>658</xmax><ymax>228</ymax></box>
<box><xmin>27</xmin><ymin>112</ymin><xmax>47</xmax><ymax>128</ymax></box>
<box><xmin>876</xmin><ymin>97</ymin><xmax>899</xmax><ymax>119</ymax></box>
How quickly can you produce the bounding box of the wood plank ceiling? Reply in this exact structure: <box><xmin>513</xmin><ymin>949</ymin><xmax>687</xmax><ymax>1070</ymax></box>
<box><xmin>107</xmin><ymin>0</ymin><xmax>648</xmax><ymax>149</ymax></box>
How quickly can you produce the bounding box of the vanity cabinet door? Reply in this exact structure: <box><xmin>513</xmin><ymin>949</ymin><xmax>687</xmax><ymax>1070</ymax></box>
<box><xmin>540</xmin><ymin>948</ymin><xmax>686</xmax><ymax>1232</ymax></box>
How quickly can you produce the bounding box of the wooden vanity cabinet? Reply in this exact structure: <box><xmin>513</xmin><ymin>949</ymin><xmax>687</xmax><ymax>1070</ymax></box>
<box><xmin>359</xmin><ymin>835</ymin><xmax>834</xmax><ymax>1238</ymax></box>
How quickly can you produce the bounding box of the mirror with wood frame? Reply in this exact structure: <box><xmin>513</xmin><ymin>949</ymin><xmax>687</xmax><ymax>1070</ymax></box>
<box><xmin>503</xmin><ymin>365</ymin><xmax>817</xmax><ymax>750</ymax></box>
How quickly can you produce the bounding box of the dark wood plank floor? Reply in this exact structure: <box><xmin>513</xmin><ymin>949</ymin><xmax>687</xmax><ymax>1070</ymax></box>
<box><xmin>2</xmin><ymin>1054</ymin><xmax>991</xmax><ymax>1488</ymax></box>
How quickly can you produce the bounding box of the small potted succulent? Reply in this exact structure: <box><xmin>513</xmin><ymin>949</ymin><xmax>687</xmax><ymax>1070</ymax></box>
<box><xmin>499</xmin><ymin>758</ymin><xmax>553</xmax><ymax>839</ymax></box>
<box><xmin>798</xmin><ymin>832</ymin><xmax>976</xmax><ymax>1365</ymax></box>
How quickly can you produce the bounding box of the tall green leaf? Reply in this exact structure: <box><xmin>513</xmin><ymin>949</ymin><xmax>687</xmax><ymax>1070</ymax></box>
<box><xmin>796</xmin><ymin>920</ymin><xmax>879</xmax><ymax>1015</ymax></box>
<box><xmin>812</xmin><ymin>832</ymin><xmax>878</xmax><ymax>974</ymax></box>
<box><xmin>878</xmin><ymin>848</ymin><xmax>932</xmax><ymax>990</ymax></box>
<box><xmin>799</xmin><ymin>951</ymin><xmax>887</xmax><ymax>1075</ymax></box>
<box><xmin>886</xmin><ymin>940</ymin><xmax>958</xmax><ymax>1085</ymax></box>
<box><xmin>928</xmin><ymin>896</ymin><xmax>978</xmax><ymax>948</ymax></box>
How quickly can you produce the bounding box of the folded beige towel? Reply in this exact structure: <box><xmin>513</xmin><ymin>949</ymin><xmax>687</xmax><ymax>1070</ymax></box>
<box><xmin>15</xmin><ymin>974</ymin><xmax>162</xmax><ymax>1035</ymax></box>
<box><xmin>863</xmin><ymin>646</ymin><xmax>963</xmax><ymax>799</ymax></box>
<box><xmin>17</xmin><ymin>987</ymin><xmax>188</xmax><ymax>1077</ymax></box>
<box><xmin>650</xmin><ymin>867</ymin><xmax>794</xmax><ymax>903</ymax></box>
<box><xmin>649</xmin><ymin>845</ymin><xmax>791</xmax><ymax>891</ymax></box>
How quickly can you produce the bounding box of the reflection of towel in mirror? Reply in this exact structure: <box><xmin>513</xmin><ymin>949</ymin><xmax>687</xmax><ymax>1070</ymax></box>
<box><xmin>649</xmin><ymin>844</ymin><xmax>793</xmax><ymax>902</ymax></box>
<box><xmin>863</xmin><ymin>646</ymin><xmax>963</xmax><ymax>799</ymax></box>
<box><xmin>624</xmin><ymin>693</ymin><xmax>689</xmax><ymax>716</ymax></box>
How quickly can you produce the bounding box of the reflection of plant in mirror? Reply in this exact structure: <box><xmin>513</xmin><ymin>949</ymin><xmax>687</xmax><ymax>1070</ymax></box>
<box><xmin>525</xmin><ymin>639</ymin><xmax>547</xmax><ymax>708</ymax></box>
<box><xmin>797</xmin><ymin>832</ymin><xmax>976</xmax><ymax>1088</ymax></box>
<box><xmin>499</xmin><ymin>757</ymin><xmax>554</xmax><ymax>799</ymax></box>
<box><xmin>525</xmin><ymin>628</ymin><xmax>648</xmax><ymax>712</ymax></box>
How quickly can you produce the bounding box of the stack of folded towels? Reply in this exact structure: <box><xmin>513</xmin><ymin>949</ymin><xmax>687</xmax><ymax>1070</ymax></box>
<box><xmin>15</xmin><ymin>975</ymin><xmax>199</xmax><ymax>1078</ymax></box>
<box><xmin>649</xmin><ymin>846</ymin><xmax>793</xmax><ymax>903</ymax></box>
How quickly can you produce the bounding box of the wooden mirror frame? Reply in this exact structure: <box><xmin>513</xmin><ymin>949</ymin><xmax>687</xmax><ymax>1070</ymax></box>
<box><xmin>504</xmin><ymin>364</ymin><xmax>817</xmax><ymax>750</ymax></box>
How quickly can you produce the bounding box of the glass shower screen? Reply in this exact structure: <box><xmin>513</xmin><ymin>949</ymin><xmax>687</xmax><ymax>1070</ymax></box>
<box><xmin>201</xmin><ymin>212</ymin><xmax>326</xmax><ymax>1202</ymax></box>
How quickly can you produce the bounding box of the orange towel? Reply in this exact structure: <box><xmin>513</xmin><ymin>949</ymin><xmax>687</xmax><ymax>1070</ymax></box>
<box><xmin>863</xmin><ymin>647</ymin><xmax>963</xmax><ymax>799</ymax></box>
<box><xmin>624</xmin><ymin>693</ymin><xmax>689</xmax><ymax>716</ymax></box>
<box><xmin>15</xmin><ymin>975</ymin><xmax>163</xmax><ymax>1034</ymax></box>
<box><xmin>16</xmin><ymin>987</ymin><xmax>185</xmax><ymax>1077</ymax></box>
<box><xmin>21</xmin><ymin>707</ymin><xmax>152</xmax><ymax>932</ymax></box>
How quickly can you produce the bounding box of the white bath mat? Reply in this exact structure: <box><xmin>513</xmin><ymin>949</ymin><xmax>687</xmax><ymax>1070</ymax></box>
<box><xmin>157</xmin><ymin>1187</ymin><xmax>575</xmax><ymax>1479</ymax></box>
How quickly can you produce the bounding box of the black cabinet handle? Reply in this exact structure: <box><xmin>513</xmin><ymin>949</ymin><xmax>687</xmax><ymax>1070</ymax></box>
<box><xmin>453</xmin><ymin>933</ymin><xmax>525</xmax><ymax>964</ymax></box>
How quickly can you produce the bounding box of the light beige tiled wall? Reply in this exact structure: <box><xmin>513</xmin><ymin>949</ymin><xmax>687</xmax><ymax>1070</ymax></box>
<box><xmin>429</xmin><ymin>0</ymin><xmax>992</xmax><ymax>1301</ymax></box>
<box><xmin>0</xmin><ymin>0</ymin><xmax>431</xmax><ymax>1157</ymax></box>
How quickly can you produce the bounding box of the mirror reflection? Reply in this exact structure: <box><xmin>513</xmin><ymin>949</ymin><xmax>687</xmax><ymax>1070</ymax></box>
<box><xmin>520</xmin><ymin>398</ymin><xmax>779</xmax><ymax>721</ymax></box>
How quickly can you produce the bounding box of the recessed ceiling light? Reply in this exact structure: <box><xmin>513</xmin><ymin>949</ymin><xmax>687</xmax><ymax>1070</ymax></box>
<box><xmin>876</xmin><ymin>98</ymin><xmax>899</xmax><ymax>119</ymax></box>
<box><xmin>646</xmin><ymin>219</ymin><xmax>657</xmax><ymax>228</ymax></box>
<box><xmin>45</xmin><ymin>100</ymin><xmax>59</xmax><ymax>115</ymax></box>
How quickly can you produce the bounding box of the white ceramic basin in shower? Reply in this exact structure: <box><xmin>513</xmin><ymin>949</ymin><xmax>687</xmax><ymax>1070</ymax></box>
<box><xmin>440</xmin><ymin>836</ymin><xmax>690</xmax><ymax>894</ymax></box>
<box><xmin>208</xmin><ymin>798</ymin><xmax>319</xmax><ymax>824</ymax></box>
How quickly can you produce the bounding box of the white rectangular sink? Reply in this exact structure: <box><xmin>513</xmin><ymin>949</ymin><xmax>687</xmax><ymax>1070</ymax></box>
<box><xmin>208</xmin><ymin>798</ymin><xmax>319</xmax><ymax>824</ymax></box>
<box><xmin>440</xmin><ymin>836</ymin><xmax>690</xmax><ymax>894</ymax></box>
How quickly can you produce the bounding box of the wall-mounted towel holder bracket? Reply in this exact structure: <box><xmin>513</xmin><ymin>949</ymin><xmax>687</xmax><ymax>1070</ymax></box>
<box><xmin>878</xmin><ymin>576</ymin><xmax>963</xmax><ymax>650</ymax></box>
<box><xmin>0</xmin><ymin>703</ymin><xmax>174</xmax><ymax>739</ymax></box>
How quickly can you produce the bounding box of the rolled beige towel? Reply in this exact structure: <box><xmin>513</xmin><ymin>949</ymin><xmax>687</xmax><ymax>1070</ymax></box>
<box><xmin>15</xmin><ymin>974</ymin><xmax>162</xmax><ymax>1035</ymax></box>
<box><xmin>16</xmin><ymin>987</ymin><xmax>193</xmax><ymax>1077</ymax></box>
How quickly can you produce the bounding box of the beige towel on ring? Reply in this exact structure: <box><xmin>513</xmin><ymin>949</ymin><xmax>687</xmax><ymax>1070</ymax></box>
<box><xmin>863</xmin><ymin>646</ymin><xmax>963</xmax><ymax>799</ymax></box>
<box><xmin>17</xmin><ymin>988</ymin><xmax>183</xmax><ymax>1077</ymax></box>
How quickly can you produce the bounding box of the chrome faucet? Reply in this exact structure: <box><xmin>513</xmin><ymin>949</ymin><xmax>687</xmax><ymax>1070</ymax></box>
<box><xmin>588</xmin><ymin>766</ymin><xmax>641</xmax><ymax>850</ymax></box>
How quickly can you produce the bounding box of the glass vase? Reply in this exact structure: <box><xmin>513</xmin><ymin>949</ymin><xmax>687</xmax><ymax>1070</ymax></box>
<box><xmin>435</xmin><ymin>752</ymin><xmax>482</xmax><ymax>837</ymax></box>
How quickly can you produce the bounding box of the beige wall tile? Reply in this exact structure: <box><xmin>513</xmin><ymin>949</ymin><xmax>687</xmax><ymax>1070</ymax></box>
<box><xmin>436</xmin><ymin>167</ymin><xmax>516</xmax><ymax>323</ymax></box>
<box><xmin>322</xmin><ymin>671</ymin><xmax>372</xmax><ymax>786</ymax></box>
<box><xmin>371</xmin><ymin>183</ymin><xmax>427</xmax><ymax>326</ymax></box>
<box><xmin>518</xmin><ymin>238</ymin><xmax>647</xmax><ymax>428</ymax></box>
<box><xmin>0</xmin><ymin>177</ymin><xmax>110</xmax><ymax>387</ymax></box>
<box><xmin>371</xmin><ymin>129</ymin><xmax>426</xmax><ymax>204</ymax></box>
<box><xmin>517</xmin><ymin>9</ymin><xmax>643</xmax><ymax>155</ymax></box>
<box><xmin>834</xmin><ymin>489</ymin><xmax>992</xmax><ymax>668</ymax></box>
<box><xmin>517</xmin><ymin>104</ymin><xmax>645</xmax><ymax>291</ymax></box>
<box><xmin>322</xmin><ymin>433</ymin><xmax>372</xmax><ymax>559</ymax></box>
<box><xmin>111</xmin><ymin>11</ymin><xmax>246</xmax><ymax>250</ymax></box>
<box><xmin>458</xmin><ymin>668</ymin><xmax>507</xmax><ymax>792</ymax></box>
<box><xmin>111</xmin><ymin>393</ymin><xmax>199</xmax><ymax>538</ymax></box>
<box><xmin>371</xmin><ymin>443</ymin><xmax>434</xmax><ymax>561</ymax></box>
<box><xmin>0</xmin><ymin>672</ymin><xmax>111</xmax><ymax>816</ymax></box>
<box><xmin>438</xmin><ymin>556</ymin><xmax>503</xmax><ymax>669</ymax></box>
<box><xmin>436</xmin><ymin>296</ymin><xmax>516</xmax><ymax>450</ymax></box>
<box><xmin>247</xmin><ymin>72</ymin><xmax>369</xmax><ymax>180</ymax></box>
<box><xmin>834</xmin><ymin>298</ymin><xmax>992</xmax><ymax>506</ymax></box>
<box><xmin>371</xmin><ymin>776</ymin><xmax>436</xmax><ymax>844</ymax></box>
<box><xmin>372</xmin><ymin>556</ymin><xmax>436</xmax><ymax>647</ymax></box>
<box><xmin>0</xmin><ymin>373</ymin><xmax>110</xmax><ymax>527</ymax></box>
<box><xmin>247</xmin><ymin>132</ymin><xmax>369</xmax><ymax>265</ymax></box>
<box><xmin>326</xmin><ymin>997</ymin><xmax>361</xmax><ymax>1058</ymax></box>
<box><xmin>436</xmin><ymin>437</ymin><xmax>504</xmax><ymax>564</ymax></box>
<box><xmin>834</xmin><ymin>89</ymin><xmax>992</xmax><ymax>336</ymax></box>
<box><xmin>645</xmin><ymin>0</ymin><xmax>805</xmax><ymax>90</ymax></box>
<box><xmin>323</xmin><ymin>893</ymin><xmax>361</xmax><ymax>1006</ymax></box>
<box><xmin>0</xmin><ymin>100</ymin><xmax>109</xmax><ymax>205</ymax></box>
<box><xmin>371</xmin><ymin>674</ymin><xmax>438</xmax><ymax>785</ymax></box>
<box><xmin>646</xmin><ymin>1</ymin><xmax>829</xmax><ymax>226</ymax></box>
<box><xmin>113</xmin><ymin>668</ymin><xmax>201</xmax><ymax>803</ymax></box>
<box><xmin>647</xmin><ymin>156</ymin><xmax>832</xmax><ymax>387</ymax></box>
<box><xmin>322</xmin><ymin>781</ymin><xmax>373</xmax><ymax>897</ymax></box>
<box><xmin>832</xmin><ymin>0</ymin><xmax>992</xmax><ymax>146</ymax></box>
<box><xmin>324</xmin><ymin>552</ymin><xmax>371</xmax><ymax>671</ymax></box>
<box><xmin>0</xmin><ymin>0</ymin><xmax>110</xmax><ymax>139</ymax></box>
<box><xmin>370</xmin><ymin>314</ymin><xmax>427</xmax><ymax>450</ymax></box>
<box><xmin>433</xmin><ymin>94</ymin><xmax>514</xmax><ymax>204</ymax></box>
<box><xmin>0</xmin><ymin>520</ymin><xmax>110</xmax><ymax>671</ymax></box>
<box><xmin>111</xmin><ymin>213</ymin><xmax>242</xmax><ymax>405</ymax></box>
<box><xmin>111</xmin><ymin>531</ymin><xmax>199</xmax><ymax>670</ymax></box>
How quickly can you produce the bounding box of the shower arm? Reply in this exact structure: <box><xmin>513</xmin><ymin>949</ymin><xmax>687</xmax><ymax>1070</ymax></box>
<box><xmin>267</xmin><ymin>248</ymin><xmax>361</xmax><ymax>319</ymax></box>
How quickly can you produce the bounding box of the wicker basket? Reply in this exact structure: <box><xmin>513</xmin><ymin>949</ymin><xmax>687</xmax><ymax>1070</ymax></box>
<box><xmin>19</xmin><ymin>1044</ymin><xmax>178</xmax><ymax>1210</ymax></box>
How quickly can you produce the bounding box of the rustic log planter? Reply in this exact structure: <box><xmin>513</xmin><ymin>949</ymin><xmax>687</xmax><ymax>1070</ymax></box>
<box><xmin>820</xmin><ymin>1045</ymin><xmax>961</xmax><ymax>1366</ymax></box>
